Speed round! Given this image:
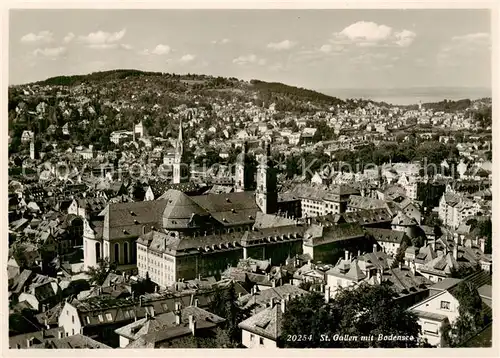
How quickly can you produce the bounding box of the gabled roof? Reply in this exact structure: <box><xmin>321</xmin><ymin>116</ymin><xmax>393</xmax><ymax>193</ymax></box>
<box><xmin>115</xmin><ymin>306</ymin><xmax>225</xmax><ymax>342</ymax></box>
<box><xmin>238</xmin><ymin>303</ymin><xmax>283</xmax><ymax>341</ymax></box>
<box><xmin>238</xmin><ymin>284</ymin><xmax>308</xmax><ymax>311</ymax></box>
<box><xmin>31</xmin><ymin>334</ymin><xmax>111</xmax><ymax>349</ymax></box>
<box><xmin>9</xmin><ymin>327</ymin><xmax>65</xmax><ymax>349</ymax></box>
<box><xmin>391</xmin><ymin>211</ymin><xmax>417</xmax><ymax>226</ymax></box>
<box><xmin>366</xmin><ymin>227</ymin><xmax>407</xmax><ymax>244</ymax></box>
<box><xmin>326</xmin><ymin>258</ymin><xmax>367</xmax><ymax>282</ymax></box>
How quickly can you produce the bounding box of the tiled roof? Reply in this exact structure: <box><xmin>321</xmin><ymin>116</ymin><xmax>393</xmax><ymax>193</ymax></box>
<box><xmin>366</xmin><ymin>227</ymin><xmax>407</xmax><ymax>244</ymax></box>
<box><xmin>342</xmin><ymin>209</ymin><xmax>393</xmax><ymax>226</ymax></box>
<box><xmin>391</xmin><ymin>211</ymin><xmax>417</xmax><ymax>226</ymax></box>
<box><xmin>419</xmin><ymin>252</ymin><xmax>459</xmax><ymax>276</ymax></box>
<box><xmin>358</xmin><ymin>251</ymin><xmax>391</xmax><ymax>271</ymax></box>
<box><xmin>238</xmin><ymin>284</ymin><xmax>308</xmax><ymax>311</ymax></box>
<box><xmin>253</xmin><ymin>212</ymin><xmax>298</xmax><ymax>229</ymax></box>
<box><xmin>190</xmin><ymin>191</ymin><xmax>259</xmax><ymax>227</ymax></box>
<box><xmin>9</xmin><ymin>327</ymin><xmax>65</xmax><ymax>349</ymax></box>
<box><xmin>160</xmin><ymin>190</ymin><xmax>208</xmax><ymax>225</ymax></box>
<box><xmin>382</xmin><ymin>267</ymin><xmax>432</xmax><ymax>296</ymax></box>
<box><xmin>326</xmin><ymin>258</ymin><xmax>367</xmax><ymax>282</ymax></box>
<box><xmin>412</xmin><ymin>309</ymin><xmax>448</xmax><ymax>322</ymax></box>
<box><xmin>150</xmin><ymin>182</ymin><xmax>200</xmax><ymax>197</ymax></box>
<box><xmin>103</xmin><ymin>199</ymin><xmax>167</xmax><ymax>240</ymax></box>
<box><xmin>238</xmin><ymin>303</ymin><xmax>283</xmax><ymax>341</ymax></box>
<box><xmin>348</xmin><ymin>195</ymin><xmax>388</xmax><ymax>210</ymax></box>
<box><xmin>241</xmin><ymin>225</ymin><xmax>306</xmax><ymax>247</ymax></box>
<box><xmin>11</xmin><ymin>269</ymin><xmax>34</xmax><ymax>294</ymax></box>
<box><xmin>115</xmin><ymin>306</ymin><xmax>225</xmax><ymax>342</ymax></box>
<box><xmin>32</xmin><ymin>334</ymin><xmax>111</xmax><ymax>349</ymax></box>
<box><xmin>304</xmin><ymin>222</ymin><xmax>365</xmax><ymax>246</ymax></box>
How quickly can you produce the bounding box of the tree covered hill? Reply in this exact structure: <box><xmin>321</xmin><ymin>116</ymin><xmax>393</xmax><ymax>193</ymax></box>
<box><xmin>13</xmin><ymin>69</ymin><xmax>347</xmax><ymax>112</ymax></box>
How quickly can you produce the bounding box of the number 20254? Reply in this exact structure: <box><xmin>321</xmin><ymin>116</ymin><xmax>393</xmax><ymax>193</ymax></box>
<box><xmin>286</xmin><ymin>335</ymin><xmax>313</xmax><ymax>342</ymax></box>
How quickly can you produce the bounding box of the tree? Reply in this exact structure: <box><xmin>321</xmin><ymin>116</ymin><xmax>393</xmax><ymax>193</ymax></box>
<box><xmin>391</xmin><ymin>240</ymin><xmax>409</xmax><ymax>268</ymax></box>
<box><xmin>443</xmin><ymin>281</ymin><xmax>491</xmax><ymax>347</ymax></box>
<box><xmin>332</xmin><ymin>283</ymin><xmax>421</xmax><ymax>348</ymax></box>
<box><xmin>208</xmin><ymin>283</ymin><xmax>250</xmax><ymax>344</ymax></box>
<box><xmin>280</xmin><ymin>292</ymin><xmax>339</xmax><ymax>348</ymax></box>
<box><xmin>411</xmin><ymin>236</ymin><xmax>425</xmax><ymax>249</ymax></box>
<box><xmin>280</xmin><ymin>284</ymin><xmax>421</xmax><ymax>348</ymax></box>
<box><xmin>86</xmin><ymin>257</ymin><xmax>116</xmax><ymax>286</ymax></box>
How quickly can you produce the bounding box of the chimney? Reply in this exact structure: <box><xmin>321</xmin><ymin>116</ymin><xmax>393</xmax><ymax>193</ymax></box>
<box><xmin>154</xmin><ymin>285</ymin><xmax>158</xmax><ymax>293</ymax></box>
<box><xmin>376</xmin><ymin>269</ymin><xmax>382</xmax><ymax>283</ymax></box>
<box><xmin>453</xmin><ymin>244</ymin><xmax>458</xmax><ymax>260</ymax></box>
<box><xmin>58</xmin><ymin>330</ymin><xmax>64</xmax><ymax>339</ymax></box>
<box><xmin>44</xmin><ymin>318</ymin><xmax>49</xmax><ymax>330</ymax></box>
<box><xmin>189</xmin><ymin>315</ymin><xmax>196</xmax><ymax>335</ymax></box>
<box><xmin>150</xmin><ymin>307</ymin><xmax>155</xmax><ymax>317</ymax></box>
<box><xmin>324</xmin><ymin>286</ymin><xmax>330</xmax><ymax>303</ymax></box>
<box><xmin>269</xmin><ymin>297</ymin><xmax>275</xmax><ymax>308</ymax></box>
<box><xmin>26</xmin><ymin>338</ymin><xmax>33</xmax><ymax>348</ymax></box>
<box><xmin>175</xmin><ymin>310</ymin><xmax>181</xmax><ymax>325</ymax></box>
<box><xmin>373</xmin><ymin>244</ymin><xmax>377</xmax><ymax>253</ymax></box>
<box><xmin>410</xmin><ymin>261</ymin><xmax>416</xmax><ymax>275</ymax></box>
<box><xmin>194</xmin><ymin>299</ymin><xmax>199</xmax><ymax>307</ymax></box>
<box><xmin>398</xmin><ymin>262</ymin><xmax>402</xmax><ymax>270</ymax></box>
<box><xmin>357</xmin><ymin>250</ymin><xmax>361</xmax><ymax>257</ymax></box>
<box><xmin>344</xmin><ymin>250</ymin><xmax>349</xmax><ymax>261</ymax></box>
<box><xmin>281</xmin><ymin>298</ymin><xmax>286</xmax><ymax>313</ymax></box>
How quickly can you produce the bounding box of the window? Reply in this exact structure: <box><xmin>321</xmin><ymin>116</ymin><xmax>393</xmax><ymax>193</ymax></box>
<box><xmin>114</xmin><ymin>243</ymin><xmax>120</xmax><ymax>264</ymax></box>
<box><xmin>71</xmin><ymin>316</ymin><xmax>74</xmax><ymax>324</ymax></box>
<box><xmin>423</xmin><ymin>322</ymin><xmax>438</xmax><ymax>336</ymax></box>
<box><xmin>72</xmin><ymin>329</ymin><xmax>75</xmax><ymax>335</ymax></box>
<box><xmin>259</xmin><ymin>337</ymin><xmax>264</xmax><ymax>345</ymax></box>
<box><xmin>440</xmin><ymin>301</ymin><xmax>450</xmax><ymax>310</ymax></box>
<box><xmin>95</xmin><ymin>242</ymin><xmax>101</xmax><ymax>262</ymax></box>
<box><xmin>250</xmin><ymin>334</ymin><xmax>254</xmax><ymax>341</ymax></box>
<box><xmin>106</xmin><ymin>313</ymin><xmax>113</xmax><ymax>321</ymax></box>
<box><xmin>98</xmin><ymin>314</ymin><xmax>104</xmax><ymax>323</ymax></box>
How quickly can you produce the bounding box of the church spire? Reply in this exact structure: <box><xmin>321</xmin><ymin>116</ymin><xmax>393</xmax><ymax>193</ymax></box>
<box><xmin>177</xmin><ymin>117</ymin><xmax>184</xmax><ymax>154</ymax></box>
<box><xmin>173</xmin><ymin>116</ymin><xmax>185</xmax><ymax>184</ymax></box>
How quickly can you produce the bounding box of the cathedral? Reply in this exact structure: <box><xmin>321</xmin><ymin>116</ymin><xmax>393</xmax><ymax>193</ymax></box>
<box><xmin>82</xmin><ymin>115</ymin><xmax>295</xmax><ymax>287</ymax></box>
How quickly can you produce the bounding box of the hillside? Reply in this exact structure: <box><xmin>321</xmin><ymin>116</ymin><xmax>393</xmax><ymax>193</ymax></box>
<box><xmin>18</xmin><ymin>69</ymin><xmax>347</xmax><ymax>113</ymax></box>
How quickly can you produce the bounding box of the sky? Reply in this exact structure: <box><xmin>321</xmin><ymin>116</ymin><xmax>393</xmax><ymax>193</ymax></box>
<box><xmin>9</xmin><ymin>9</ymin><xmax>492</xmax><ymax>92</ymax></box>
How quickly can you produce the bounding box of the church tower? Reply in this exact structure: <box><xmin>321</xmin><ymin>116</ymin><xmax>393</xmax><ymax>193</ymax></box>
<box><xmin>173</xmin><ymin>117</ymin><xmax>185</xmax><ymax>184</ymax></box>
<box><xmin>256</xmin><ymin>141</ymin><xmax>277</xmax><ymax>214</ymax></box>
<box><xmin>30</xmin><ymin>138</ymin><xmax>36</xmax><ymax>160</ymax></box>
<box><xmin>235</xmin><ymin>141</ymin><xmax>256</xmax><ymax>192</ymax></box>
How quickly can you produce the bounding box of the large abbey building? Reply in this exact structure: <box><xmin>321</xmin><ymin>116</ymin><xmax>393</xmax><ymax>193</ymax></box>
<box><xmin>83</xmin><ymin>119</ymin><xmax>294</xmax><ymax>280</ymax></box>
<box><xmin>82</xmin><ymin>118</ymin><xmax>379</xmax><ymax>288</ymax></box>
